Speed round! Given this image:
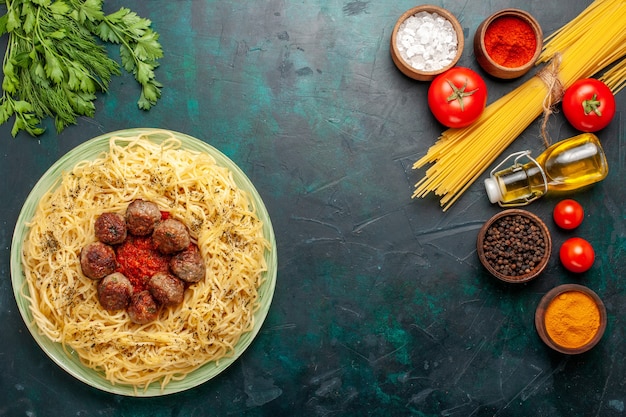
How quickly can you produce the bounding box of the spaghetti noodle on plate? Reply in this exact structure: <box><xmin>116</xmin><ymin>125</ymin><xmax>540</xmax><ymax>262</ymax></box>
<box><xmin>13</xmin><ymin>129</ymin><xmax>276</xmax><ymax>395</ymax></box>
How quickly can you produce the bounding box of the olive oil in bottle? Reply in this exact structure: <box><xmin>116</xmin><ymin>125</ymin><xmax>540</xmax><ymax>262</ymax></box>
<box><xmin>484</xmin><ymin>133</ymin><xmax>609</xmax><ymax>206</ymax></box>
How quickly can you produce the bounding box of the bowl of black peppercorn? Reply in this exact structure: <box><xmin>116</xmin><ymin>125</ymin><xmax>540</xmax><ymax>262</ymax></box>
<box><xmin>477</xmin><ymin>209</ymin><xmax>551</xmax><ymax>283</ymax></box>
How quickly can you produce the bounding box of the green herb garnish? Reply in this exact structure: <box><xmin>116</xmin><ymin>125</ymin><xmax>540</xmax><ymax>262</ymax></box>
<box><xmin>0</xmin><ymin>0</ymin><xmax>163</xmax><ymax>137</ymax></box>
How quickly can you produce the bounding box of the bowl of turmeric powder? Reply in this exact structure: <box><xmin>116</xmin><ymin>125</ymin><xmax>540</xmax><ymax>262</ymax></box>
<box><xmin>535</xmin><ymin>284</ymin><xmax>607</xmax><ymax>354</ymax></box>
<box><xmin>473</xmin><ymin>9</ymin><xmax>543</xmax><ymax>79</ymax></box>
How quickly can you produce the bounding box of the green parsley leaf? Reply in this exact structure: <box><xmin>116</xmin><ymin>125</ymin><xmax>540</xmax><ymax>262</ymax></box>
<box><xmin>6</xmin><ymin>7</ymin><xmax>21</xmax><ymax>32</ymax></box>
<box><xmin>76</xmin><ymin>0</ymin><xmax>104</xmax><ymax>23</ymax></box>
<box><xmin>0</xmin><ymin>13</ymin><xmax>8</xmax><ymax>36</ymax></box>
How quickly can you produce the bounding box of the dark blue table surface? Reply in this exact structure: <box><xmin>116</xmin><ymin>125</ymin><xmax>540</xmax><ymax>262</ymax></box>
<box><xmin>1</xmin><ymin>1</ymin><xmax>624</xmax><ymax>416</ymax></box>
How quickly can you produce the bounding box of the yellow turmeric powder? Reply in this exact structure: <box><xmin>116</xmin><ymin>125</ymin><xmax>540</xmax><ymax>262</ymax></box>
<box><xmin>544</xmin><ymin>291</ymin><xmax>600</xmax><ymax>349</ymax></box>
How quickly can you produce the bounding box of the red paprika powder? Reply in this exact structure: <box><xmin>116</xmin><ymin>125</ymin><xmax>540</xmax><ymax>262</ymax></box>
<box><xmin>484</xmin><ymin>16</ymin><xmax>536</xmax><ymax>68</ymax></box>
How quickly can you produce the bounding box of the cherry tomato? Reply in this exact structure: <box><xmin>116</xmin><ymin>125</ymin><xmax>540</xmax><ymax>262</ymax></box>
<box><xmin>559</xmin><ymin>237</ymin><xmax>595</xmax><ymax>273</ymax></box>
<box><xmin>428</xmin><ymin>67</ymin><xmax>487</xmax><ymax>128</ymax></box>
<box><xmin>553</xmin><ymin>199</ymin><xmax>584</xmax><ymax>230</ymax></box>
<box><xmin>562</xmin><ymin>78</ymin><xmax>616</xmax><ymax>132</ymax></box>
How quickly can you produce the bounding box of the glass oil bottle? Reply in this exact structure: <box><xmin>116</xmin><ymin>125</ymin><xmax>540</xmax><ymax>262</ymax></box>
<box><xmin>484</xmin><ymin>133</ymin><xmax>609</xmax><ymax>206</ymax></box>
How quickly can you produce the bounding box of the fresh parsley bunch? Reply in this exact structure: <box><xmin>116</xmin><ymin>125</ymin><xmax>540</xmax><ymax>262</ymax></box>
<box><xmin>0</xmin><ymin>0</ymin><xmax>163</xmax><ymax>136</ymax></box>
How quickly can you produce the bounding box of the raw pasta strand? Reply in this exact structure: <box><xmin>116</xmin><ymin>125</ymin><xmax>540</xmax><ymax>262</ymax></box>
<box><xmin>601</xmin><ymin>60</ymin><xmax>626</xmax><ymax>93</ymax></box>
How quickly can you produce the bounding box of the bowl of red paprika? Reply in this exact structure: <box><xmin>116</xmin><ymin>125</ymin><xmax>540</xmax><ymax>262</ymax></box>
<box><xmin>473</xmin><ymin>9</ymin><xmax>543</xmax><ymax>79</ymax></box>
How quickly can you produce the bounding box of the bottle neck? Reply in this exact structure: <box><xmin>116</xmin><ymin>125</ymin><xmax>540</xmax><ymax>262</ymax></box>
<box><xmin>492</xmin><ymin>161</ymin><xmax>547</xmax><ymax>205</ymax></box>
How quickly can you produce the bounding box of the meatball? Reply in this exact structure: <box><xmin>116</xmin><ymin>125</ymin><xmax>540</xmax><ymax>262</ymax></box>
<box><xmin>127</xmin><ymin>290</ymin><xmax>159</xmax><ymax>324</ymax></box>
<box><xmin>148</xmin><ymin>272</ymin><xmax>185</xmax><ymax>306</ymax></box>
<box><xmin>97</xmin><ymin>272</ymin><xmax>133</xmax><ymax>311</ymax></box>
<box><xmin>94</xmin><ymin>212</ymin><xmax>127</xmax><ymax>245</ymax></box>
<box><xmin>170</xmin><ymin>244</ymin><xmax>206</xmax><ymax>283</ymax></box>
<box><xmin>152</xmin><ymin>218</ymin><xmax>190</xmax><ymax>254</ymax></box>
<box><xmin>80</xmin><ymin>242</ymin><xmax>117</xmax><ymax>279</ymax></box>
<box><xmin>125</xmin><ymin>199</ymin><xmax>161</xmax><ymax>236</ymax></box>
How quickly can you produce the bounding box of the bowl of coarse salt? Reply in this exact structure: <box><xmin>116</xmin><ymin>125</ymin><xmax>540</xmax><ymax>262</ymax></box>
<box><xmin>390</xmin><ymin>5</ymin><xmax>464</xmax><ymax>81</ymax></box>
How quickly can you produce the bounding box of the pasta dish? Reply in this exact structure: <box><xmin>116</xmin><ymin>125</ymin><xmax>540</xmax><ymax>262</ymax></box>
<box><xmin>20</xmin><ymin>130</ymin><xmax>271</xmax><ymax>392</ymax></box>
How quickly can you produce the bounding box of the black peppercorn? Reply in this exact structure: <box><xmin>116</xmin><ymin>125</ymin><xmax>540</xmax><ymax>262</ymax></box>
<box><xmin>478</xmin><ymin>211</ymin><xmax>551</xmax><ymax>282</ymax></box>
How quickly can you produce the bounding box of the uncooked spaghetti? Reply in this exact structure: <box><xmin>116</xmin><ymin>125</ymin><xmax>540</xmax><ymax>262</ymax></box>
<box><xmin>412</xmin><ymin>0</ymin><xmax>626</xmax><ymax>211</ymax></box>
<box><xmin>21</xmin><ymin>131</ymin><xmax>270</xmax><ymax>391</ymax></box>
<box><xmin>600</xmin><ymin>59</ymin><xmax>626</xmax><ymax>94</ymax></box>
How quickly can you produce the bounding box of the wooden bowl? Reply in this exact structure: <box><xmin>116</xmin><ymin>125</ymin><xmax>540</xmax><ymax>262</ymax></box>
<box><xmin>390</xmin><ymin>5</ymin><xmax>464</xmax><ymax>81</ymax></box>
<box><xmin>535</xmin><ymin>284</ymin><xmax>607</xmax><ymax>354</ymax></box>
<box><xmin>476</xmin><ymin>209</ymin><xmax>551</xmax><ymax>283</ymax></box>
<box><xmin>473</xmin><ymin>9</ymin><xmax>543</xmax><ymax>79</ymax></box>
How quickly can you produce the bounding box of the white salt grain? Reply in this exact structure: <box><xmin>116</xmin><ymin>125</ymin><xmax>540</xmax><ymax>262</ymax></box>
<box><xmin>396</xmin><ymin>11</ymin><xmax>458</xmax><ymax>72</ymax></box>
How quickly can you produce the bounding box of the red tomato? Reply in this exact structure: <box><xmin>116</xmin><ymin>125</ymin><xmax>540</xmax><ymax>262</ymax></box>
<box><xmin>553</xmin><ymin>199</ymin><xmax>584</xmax><ymax>230</ymax></box>
<box><xmin>562</xmin><ymin>79</ymin><xmax>616</xmax><ymax>132</ymax></box>
<box><xmin>559</xmin><ymin>237</ymin><xmax>595</xmax><ymax>273</ymax></box>
<box><xmin>428</xmin><ymin>67</ymin><xmax>487</xmax><ymax>128</ymax></box>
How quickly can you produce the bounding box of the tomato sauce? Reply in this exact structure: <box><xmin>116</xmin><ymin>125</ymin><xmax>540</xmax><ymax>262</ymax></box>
<box><xmin>115</xmin><ymin>235</ymin><xmax>170</xmax><ymax>292</ymax></box>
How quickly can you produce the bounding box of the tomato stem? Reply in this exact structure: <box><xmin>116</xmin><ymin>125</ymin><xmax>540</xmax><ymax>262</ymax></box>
<box><xmin>445</xmin><ymin>79</ymin><xmax>478</xmax><ymax>111</ymax></box>
<box><xmin>582</xmin><ymin>94</ymin><xmax>602</xmax><ymax>116</ymax></box>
